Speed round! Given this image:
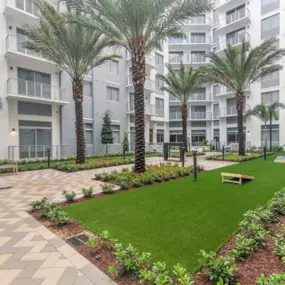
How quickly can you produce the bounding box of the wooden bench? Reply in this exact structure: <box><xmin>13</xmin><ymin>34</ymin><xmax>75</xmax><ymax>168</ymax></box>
<box><xmin>221</xmin><ymin>172</ymin><xmax>254</xmax><ymax>185</ymax></box>
<box><xmin>0</xmin><ymin>163</ymin><xmax>18</xmax><ymax>175</ymax></box>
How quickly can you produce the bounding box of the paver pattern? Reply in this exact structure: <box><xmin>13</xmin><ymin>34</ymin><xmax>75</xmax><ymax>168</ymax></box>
<box><xmin>0</xmin><ymin>156</ymin><xmax>236</xmax><ymax>284</ymax></box>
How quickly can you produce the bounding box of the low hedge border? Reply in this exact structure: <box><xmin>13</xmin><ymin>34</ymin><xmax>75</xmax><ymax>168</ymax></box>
<box><xmin>206</xmin><ymin>152</ymin><xmax>275</xmax><ymax>162</ymax></box>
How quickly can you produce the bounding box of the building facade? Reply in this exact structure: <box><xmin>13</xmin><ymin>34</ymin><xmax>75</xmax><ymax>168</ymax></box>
<box><xmin>0</xmin><ymin>0</ymin><xmax>169</xmax><ymax>160</ymax></box>
<box><xmin>168</xmin><ymin>0</ymin><xmax>285</xmax><ymax>149</ymax></box>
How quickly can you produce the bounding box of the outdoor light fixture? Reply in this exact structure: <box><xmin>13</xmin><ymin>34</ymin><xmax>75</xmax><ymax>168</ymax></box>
<box><xmin>11</xmin><ymin>128</ymin><xmax>16</xmax><ymax>135</ymax></box>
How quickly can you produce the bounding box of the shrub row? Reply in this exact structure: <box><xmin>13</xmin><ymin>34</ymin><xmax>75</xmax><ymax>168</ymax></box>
<box><xmin>206</xmin><ymin>152</ymin><xmax>274</xmax><ymax>162</ymax></box>
<box><xmin>94</xmin><ymin>163</ymin><xmax>200</xmax><ymax>189</ymax></box>
<box><xmin>199</xmin><ymin>188</ymin><xmax>285</xmax><ymax>284</ymax></box>
<box><xmin>53</xmin><ymin>157</ymin><xmax>134</xmax><ymax>172</ymax></box>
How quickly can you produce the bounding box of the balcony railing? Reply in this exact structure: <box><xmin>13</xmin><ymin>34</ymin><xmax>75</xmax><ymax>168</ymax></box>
<box><xmin>7</xmin><ymin>78</ymin><xmax>66</xmax><ymax>101</ymax></box>
<box><xmin>169</xmin><ymin>36</ymin><xmax>212</xmax><ymax>45</ymax></box>
<box><xmin>168</xmin><ymin>54</ymin><xmax>210</xmax><ymax>64</ymax></box>
<box><xmin>217</xmin><ymin>7</ymin><xmax>250</xmax><ymax>29</ymax></box>
<box><xmin>7</xmin><ymin>0</ymin><xmax>40</xmax><ymax>16</ymax></box>
<box><xmin>156</xmin><ymin>108</ymin><xmax>164</xmax><ymax>117</ymax></box>
<box><xmin>8</xmin><ymin>145</ymin><xmax>70</xmax><ymax>160</ymax></box>
<box><xmin>190</xmin><ymin>112</ymin><xmax>212</xmax><ymax>120</ymax></box>
<box><xmin>169</xmin><ymin>112</ymin><xmax>182</xmax><ymax>120</ymax></box>
<box><xmin>127</xmin><ymin>102</ymin><xmax>156</xmax><ymax>115</ymax></box>
<box><xmin>127</xmin><ymin>54</ymin><xmax>156</xmax><ymax>66</ymax></box>
<box><xmin>214</xmin><ymin>32</ymin><xmax>250</xmax><ymax>52</ymax></box>
<box><xmin>190</xmin><ymin>93</ymin><xmax>212</xmax><ymax>101</ymax></box>
<box><xmin>220</xmin><ymin>104</ymin><xmax>250</xmax><ymax>116</ymax></box>
<box><xmin>183</xmin><ymin>16</ymin><xmax>212</xmax><ymax>25</ymax></box>
<box><xmin>127</xmin><ymin>75</ymin><xmax>156</xmax><ymax>91</ymax></box>
<box><xmin>6</xmin><ymin>34</ymin><xmax>49</xmax><ymax>61</ymax></box>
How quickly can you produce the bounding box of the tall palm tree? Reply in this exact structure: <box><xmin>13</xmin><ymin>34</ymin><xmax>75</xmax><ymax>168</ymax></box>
<box><xmin>65</xmin><ymin>0</ymin><xmax>212</xmax><ymax>173</ymax></box>
<box><xmin>245</xmin><ymin>103</ymin><xmax>285</xmax><ymax>151</ymax></box>
<box><xmin>157</xmin><ymin>63</ymin><xmax>204</xmax><ymax>150</ymax></box>
<box><xmin>202</xmin><ymin>38</ymin><xmax>285</xmax><ymax>155</ymax></box>
<box><xmin>23</xmin><ymin>0</ymin><xmax>120</xmax><ymax>164</ymax></box>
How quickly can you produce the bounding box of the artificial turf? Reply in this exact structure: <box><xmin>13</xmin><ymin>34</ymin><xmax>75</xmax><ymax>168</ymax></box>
<box><xmin>65</xmin><ymin>153</ymin><xmax>285</xmax><ymax>272</ymax></box>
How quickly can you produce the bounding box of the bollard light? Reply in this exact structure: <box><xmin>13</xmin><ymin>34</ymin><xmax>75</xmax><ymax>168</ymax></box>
<box><xmin>193</xmin><ymin>151</ymin><xmax>197</xmax><ymax>181</ymax></box>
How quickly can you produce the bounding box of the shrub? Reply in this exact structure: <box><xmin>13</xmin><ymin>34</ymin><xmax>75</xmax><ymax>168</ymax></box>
<box><xmin>274</xmin><ymin>233</ymin><xmax>285</xmax><ymax>262</ymax></box>
<box><xmin>131</xmin><ymin>179</ymin><xmax>143</xmax><ymax>188</ymax></box>
<box><xmin>86</xmin><ymin>238</ymin><xmax>97</xmax><ymax>248</ymax></box>
<box><xmin>172</xmin><ymin>263</ymin><xmax>194</xmax><ymax>285</ymax></box>
<box><xmin>231</xmin><ymin>235</ymin><xmax>256</xmax><ymax>261</ymax></box>
<box><xmin>44</xmin><ymin>205</ymin><xmax>71</xmax><ymax>224</ymax></box>
<box><xmin>63</xmin><ymin>191</ymin><xmax>76</xmax><ymax>203</ymax></box>
<box><xmin>257</xmin><ymin>273</ymin><xmax>285</xmax><ymax>285</ymax></box>
<box><xmin>139</xmin><ymin>262</ymin><xmax>171</xmax><ymax>285</ymax></box>
<box><xmin>200</xmin><ymin>250</ymin><xmax>237</xmax><ymax>284</ymax></box>
<box><xmin>30</xmin><ymin>197</ymin><xmax>48</xmax><ymax>211</ymax></box>
<box><xmin>101</xmin><ymin>183</ymin><xmax>115</xmax><ymax>194</ymax></box>
<box><xmin>82</xmin><ymin>187</ymin><xmax>93</xmax><ymax>198</ymax></box>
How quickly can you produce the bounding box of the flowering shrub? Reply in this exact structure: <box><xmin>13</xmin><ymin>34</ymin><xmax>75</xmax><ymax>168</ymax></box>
<box><xmin>94</xmin><ymin>163</ymin><xmax>201</xmax><ymax>189</ymax></box>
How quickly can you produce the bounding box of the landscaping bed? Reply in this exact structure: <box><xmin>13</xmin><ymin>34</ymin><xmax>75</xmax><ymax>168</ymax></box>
<box><xmin>206</xmin><ymin>152</ymin><xmax>274</xmax><ymax>162</ymax></box>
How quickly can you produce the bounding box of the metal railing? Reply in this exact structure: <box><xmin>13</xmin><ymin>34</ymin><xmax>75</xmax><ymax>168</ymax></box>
<box><xmin>168</xmin><ymin>54</ymin><xmax>210</xmax><ymax>64</ymax></box>
<box><xmin>183</xmin><ymin>16</ymin><xmax>212</xmax><ymax>25</ymax></box>
<box><xmin>169</xmin><ymin>36</ymin><xmax>212</xmax><ymax>45</ymax></box>
<box><xmin>217</xmin><ymin>7</ymin><xmax>250</xmax><ymax>28</ymax></box>
<box><xmin>145</xmin><ymin>143</ymin><xmax>164</xmax><ymax>153</ymax></box>
<box><xmin>7</xmin><ymin>78</ymin><xmax>66</xmax><ymax>101</ymax></box>
<box><xmin>190</xmin><ymin>93</ymin><xmax>212</xmax><ymax>101</ymax></box>
<box><xmin>7</xmin><ymin>0</ymin><xmax>40</xmax><ymax>16</ymax></box>
<box><xmin>6</xmin><ymin>34</ymin><xmax>49</xmax><ymax>61</ymax></box>
<box><xmin>214</xmin><ymin>32</ymin><xmax>250</xmax><ymax>52</ymax></box>
<box><xmin>127</xmin><ymin>102</ymin><xmax>156</xmax><ymax>115</ymax></box>
<box><xmin>156</xmin><ymin>108</ymin><xmax>164</xmax><ymax>117</ymax></box>
<box><xmin>8</xmin><ymin>145</ymin><xmax>70</xmax><ymax>161</ymax></box>
<box><xmin>169</xmin><ymin>112</ymin><xmax>182</xmax><ymax>120</ymax></box>
<box><xmin>190</xmin><ymin>112</ymin><xmax>212</xmax><ymax>120</ymax></box>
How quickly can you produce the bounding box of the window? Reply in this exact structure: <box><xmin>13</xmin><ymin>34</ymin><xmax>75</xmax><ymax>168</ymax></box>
<box><xmin>261</xmin><ymin>124</ymin><xmax>279</xmax><ymax>146</ymax></box>
<box><xmin>227</xmin><ymin>127</ymin><xmax>245</xmax><ymax>144</ymax></box>
<box><xmin>261</xmin><ymin>71</ymin><xmax>279</xmax><ymax>89</ymax></box>
<box><xmin>261</xmin><ymin>91</ymin><xmax>279</xmax><ymax>105</ymax></box>
<box><xmin>213</xmin><ymin>104</ymin><xmax>220</xmax><ymax>119</ymax></box>
<box><xmin>83</xmin><ymin>82</ymin><xmax>92</xmax><ymax>97</ymax></box>
<box><xmin>169</xmin><ymin>52</ymin><xmax>183</xmax><ymax>63</ymax></box>
<box><xmin>261</xmin><ymin>14</ymin><xmax>280</xmax><ymax>39</ymax></box>
<box><xmin>84</xmin><ymin>123</ymin><xmax>93</xmax><ymax>145</ymax></box>
<box><xmin>191</xmin><ymin>51</ymin><xmax>205</xmax><ymax>63</ymax></box>
<box><xmin>18</xmin><ymin>102</ymin><xmax>52</xmax><ymax>117</ymax></box>
<box><xmin>190</xmin><ymin>14</ymin><xmax>206</xmax><ymax>24</ymax></box>
<box><xmin>191</xmin><ymin>105</ymin><xmax>206</xmax><ymax>119</ymax></box>
<box><xmin>226</xmin><ymin>4</ymin><xmax>245</xmax><ymax>24</ymax></box>
<box><xmin>155</xmin><ymin>98</ymin><xmax>164</xmax><ymax>117</ymax></box>
<box><xmin>191</xmin><ymin>121</ymin><xmax>206</xmax><ymax>127</ymax></box>
<box><xmin>170</xmin><ymin>106</ymin><xmax>181</xmax><ymax>120</ymax></box>
<box><xmin>155</xmin><ymin>53</ymin><xmax>164</xmax><ymax>66</ymax></box>
<box><xmin>130</xmin><ymin>115</ymin><xmax>135</xmax><ymax>123</ymax></box>
<box><xmin>191</xmin><ymin>130</ymin><xmax>206</xmax><ymax>146</ymax></box>
<box><xmin>107</xmin><ymin>87</ymin><xmax>119</xmax><ymax>101</ymax></box>
<box><xmin>261</xmin><ymin>0</ymin><xmax>280</xmax><ymax>15</ymax></box>
<box><xmin>155</xmin><ymin>75</ymin><xmax>164</xmax><ymax>91</ymax></box>
<box><xmin>213</xmin><ymin>85</ymin><xmax>220</xmax><ymax>100</ymax></box>
<box><xmin>18</xmin><ymin>68</ymin><xmax>51</xmax><ymax>99</ymax></box>
<box><xmin>191</xmin><ymin>33</ymin><xmax>206</xmax><ymax>43</ymax></box>
<box><xmin>170</xmin><ymin>131</ymin><xmax>183</xmax><ymax>143</ymax></box>
<box><xmin>111</xmin><ymin>124</ymin><xmax>120</xmax><ymax>143</ymax></box>
<box><xmin>226</xmin><ymin>28</ymin><xmax>245</xmax><ymax>45</ymax></box>
<box><xmin>157</xmin><ymin>130</ymin><xmax>164</xmax><ymax>143</ymax></box>
<box><xmin>169</xmin><ymin>121</ymin><xmax>182</xmax><ymax>128</ymax></box>
<box><xmin>213</xmin><ymin>120</ymin><xmax>220</xmax><ymax>127</ymax></box>
<box><xmin>170</xmin><ymin>94</ymin><xmax>178</xmax><ymax>101</ymax></box>
<box><xmin>214</xmin><ymin>129</ymin><xmax>220</xmax><ymax>142</ymax></box>
<box><xmin>109</xmin><ymin>60</ymin><xmax>119</xmax><ymax>73</ymax></box>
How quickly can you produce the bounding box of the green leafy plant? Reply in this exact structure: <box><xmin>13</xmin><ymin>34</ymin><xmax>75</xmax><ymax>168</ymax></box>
<box><xmin>45</xmin><ymin>206</ymin><xmax>71</xmax><ymax>224</ymax></box>
<box><xmin>200</xmin><ymin>250</ymin><xmax>237</xmax><ymax>284</ymax></box>
<box><xmin>86</xmin><ymin>238</ymin><xmax>97</xmax><ymax>248</ymax></box>
<box><xmin>257</xmin><ymin>273</ymin><xmax>285</xmax><ymax>285</ymax></box>
<box><xmin>30</xmin><ymin>197</ymin><xmax>48</xmax><ymax>211</ymax></box>
<box><xmin>82</xmin><ymin>187</ymin><xmax>93</xmax><ymax>198</ymax></box>
<box><xmin>63</xmin><ymin>191</ymin><xmax>76</xmax><ymax>203</ymax></box>
<box><xmin>101</xmin><ymin>183</ymin><xmax>115</xmax><ymax>194</ymax></box>
<box><xmin>231</xmin><ymin>235</ymin><xmax>256</xmax><ymax>261</ymax></box>
<box><xmin>172</xmin><ymin>263</ymin><xmax>193</xmax><ymax>285</ymax></box>
<box><xmin>274</xmin><ymin>233</ymin><xmax>285</xmax><ymax>262</ymax></box>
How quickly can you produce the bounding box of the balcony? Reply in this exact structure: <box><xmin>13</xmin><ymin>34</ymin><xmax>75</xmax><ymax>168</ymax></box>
<box><xmin>219</xmin><ymin>104</ymin><xmax>250</xmax><ymax>117</ymax></box>
<box><xmin>215</xmin><ymin>0</ymin><xmax>247</xmax><ymax>12</ymax></box>
<box><xmin>7</xmin><ymin>78</ymin><xmax>69</xmax><ymax>105</ymax></box>
<box><xmin>215</xmin><ymin>7</ymin><xmax>251</xmax><ymax>35</ymax></box>
<box><xmin>213</xmin><ymin>32</ymin><xmax>250</xmax><ymax>53</ymax></box>
<box><xmin>183</xmin><ymin>16</ymin><xmax>212</xmax><ymax>27</ymax></box>
<box><xmin>4</xmin><ymin>0</ymin><xmax>39</xmax><ymax>25</ymax></box>
<box><xmin>126</xmin><ymin>55</ymin><xmax>157</xmax><ymax>68</ymax></box>
<box><xmin>126</xmin><ymin>75</ymin><xmax>157</xmax><ymax>93</ymax></box>
<box><xmin>189</xmin><ymin>112</ymin><xmax>212</xmax><ymax>120</ymax></box>
<box><xmin>189</xmin><ymin>93</ymin><xmax>212</xmax><ymax>102</ymax></box>
<box><xmin>168</xmin><ymin>36</ymin><xmax>212</xmax><ymax>51</ymax></box>
<box><xmin>168</xmin><ymin>54</ymin><xmax>210</xmax><ymax>66</ymax></box>
<box><xmin>126</xmin><ymin>102</ymin><xmax>156</xmax><ymax>116</ymax></box>
<box><xmin>214</xmin><ymin>85</ymin><xmax>250</xmax><ymax>97</ymax></box>
<box><xmin>6</xmin><ymin>34</ymin><xmax>55</xmax><ymax>67</ymax></box>
<box><xmin>169</xmin><ymin>112</ymin><xmax>182</xmax><ymax>121</ymax></box>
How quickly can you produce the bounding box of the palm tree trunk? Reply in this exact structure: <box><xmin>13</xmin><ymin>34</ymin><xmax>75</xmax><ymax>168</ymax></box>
<box><xmin>236</xmin><ymin>92</ymin><xmax>245</xmax><ymax>155</ymax></box>
<box><xmin>181</xmin><ymin>104</ymin><xmax>188</xmax><ymax>151</ymax></box>
<box><xmin>269</xmin><ymin>111</ymin><xmax>272</xmax><ymax>152</ymax></box>
<box><xmin>132</xmin><ymin>43</ymin><xmax>146</xmax><ymax>173</ymax></box>
<box><xmin>73</xmin><ymin>79</ymin><xmax>85</xmax><ymax>164</ymax></box>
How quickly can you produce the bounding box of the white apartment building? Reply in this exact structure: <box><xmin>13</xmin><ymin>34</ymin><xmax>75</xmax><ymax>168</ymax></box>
<box><xmin>0</xmin><ymin>0</ymin><xmax>169</xmax><ymax>160</ymax></box>
<box><xmin>168</xmin><ymin>0</ymin><xmax>285</xmax><ymax>149</ymax></box>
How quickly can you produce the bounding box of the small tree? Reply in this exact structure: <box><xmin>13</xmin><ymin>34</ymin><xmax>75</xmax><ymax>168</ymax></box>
<box><xmin>101</xmin><ymin>111</ymin><xmax>113</xmax><ymax>154</ymax></box>
<box><xmin>123</xmin><ymin>132</ymin><xmax>130</xmax><ymax>153</ymax></box>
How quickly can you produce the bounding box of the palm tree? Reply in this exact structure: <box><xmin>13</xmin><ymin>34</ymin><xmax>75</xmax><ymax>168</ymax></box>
<box><xmin>23</xmin><ymin>0</ymin><xmax>120</xmax><ymax>164</ymax></box>
<box><xmin>65</xmin><ymin>0</ymin><xmax>213</xmax><ymax>173</ymax></box>
<box><xmin>202</xmin><ymin>38</ymin><xmax>285</xmax><ymax>155</ymax></box>
<box><xmin>245</xmin><ymin>103</ymin><xmax>285</xmax><ymax>151</ymax></box>
<box><xmin>157</xmin><ymin>63</ymin><xmax>204</xmax><ymax>150</ymax></box>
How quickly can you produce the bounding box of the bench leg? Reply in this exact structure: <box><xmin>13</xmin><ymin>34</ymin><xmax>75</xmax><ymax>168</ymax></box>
<box><xmin>222</xmin><ymin>176</ymin><xmax>224</xmax><ymax>183</ymax></box>
<box><xmin>239</xmin><ymin>177</ymin><xmax>242</xmax><ymax>185</ymax></box>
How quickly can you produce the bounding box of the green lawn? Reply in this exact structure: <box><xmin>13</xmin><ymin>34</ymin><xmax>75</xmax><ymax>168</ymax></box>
<box><xmin>65</xmin><ymin>154</ymin><xmax>285</xmax><ymax>272</ymax></box>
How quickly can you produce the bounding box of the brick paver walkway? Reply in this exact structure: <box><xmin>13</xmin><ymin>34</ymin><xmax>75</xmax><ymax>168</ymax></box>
<box><xmin>0</xmin><ymin>156</ymin><xmax>236</xmax><ymax>284</ymax></box>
